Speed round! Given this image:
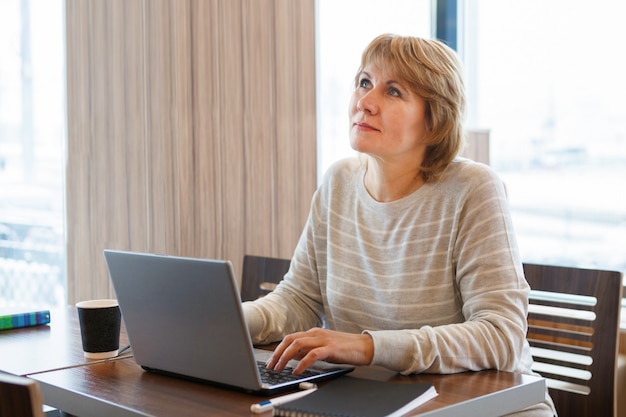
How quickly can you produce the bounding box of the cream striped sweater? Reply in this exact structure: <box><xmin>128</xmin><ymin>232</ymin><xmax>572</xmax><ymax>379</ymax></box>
<box><xmin>243</xmin><ymin>157</ymin><xmax>555</xmax><ymax>415</ymax></box>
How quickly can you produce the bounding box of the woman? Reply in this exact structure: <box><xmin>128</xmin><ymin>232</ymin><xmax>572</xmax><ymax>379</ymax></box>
<box><xmin>243</xmin><ymin>34</ymin><xmax>556</xmax><ymax>416</ymax></box>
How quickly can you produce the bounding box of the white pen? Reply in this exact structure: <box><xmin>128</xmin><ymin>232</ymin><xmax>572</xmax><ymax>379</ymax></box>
<box><xmin>250</xmin><ymin>387</ymin><xmax>317</xmax><ymax>413</ymax></box>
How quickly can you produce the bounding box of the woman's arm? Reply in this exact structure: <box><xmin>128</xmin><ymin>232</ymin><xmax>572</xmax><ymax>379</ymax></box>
<box><xmin>242</xmin><ymin>207</ymin><xmax>326</xmax><ymax>345</ymax></box>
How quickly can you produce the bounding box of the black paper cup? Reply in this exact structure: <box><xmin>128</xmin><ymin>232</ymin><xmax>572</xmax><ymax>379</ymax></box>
<box><xmin>76</xmin><ymin>299</ymin><xmax>121</xmax><ymax>359</ymax></box>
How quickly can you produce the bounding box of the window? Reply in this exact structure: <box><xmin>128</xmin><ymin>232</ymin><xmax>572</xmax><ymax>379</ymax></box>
<box><xmin>462</xmin><ymin>0</ymin><xmax>626</xmax><ymax>277</ymax></box>
<box><xmin>316</xmin><ymin>0</ymin><xmax>432</xmax><ymax>182</ymax></box>
<box><xmin>0</xmin><ymin>0</ymin><xmax>66</xmax><ymax>309</ymax></box>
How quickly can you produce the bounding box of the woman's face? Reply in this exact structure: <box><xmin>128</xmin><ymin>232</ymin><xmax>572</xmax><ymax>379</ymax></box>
<box><xmin>349</xmin><ymin>65</ymin><xmax>430</xmax><ymax>165</ymax></box>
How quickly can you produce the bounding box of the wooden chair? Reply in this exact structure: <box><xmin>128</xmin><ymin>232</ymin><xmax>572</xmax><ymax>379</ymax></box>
<box><xmin>524</xmin><ymin>263</ymin><xmax>623</xmax><ymax>417</ymax></box>
<box><xmin>0</xmin><ymin>372</ymin><xmax>45</xmax><ymax>417</ymax></box>
<box><xmin>240</xmin><ymin>255</ymin><xmax>291</xmax><ymax>302</ymax></box>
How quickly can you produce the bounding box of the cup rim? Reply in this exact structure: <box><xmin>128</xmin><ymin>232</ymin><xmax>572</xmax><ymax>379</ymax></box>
<box><xmin>76</xmin><ymin>299</ymin><xmax>118</xmax><ymax>309</ymax></box>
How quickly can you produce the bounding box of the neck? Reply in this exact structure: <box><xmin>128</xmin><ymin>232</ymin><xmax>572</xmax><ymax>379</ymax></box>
<box><xmin>363</xmin><ymin>161</ymin><xmax>424</xmax><ymax>202</ymax></box>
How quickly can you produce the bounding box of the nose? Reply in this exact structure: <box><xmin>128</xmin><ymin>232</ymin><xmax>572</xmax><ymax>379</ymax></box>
<box><xmin>356</xmin><ymin>89</ymin><xmax>380</xmax><ymax>114</ymax></box>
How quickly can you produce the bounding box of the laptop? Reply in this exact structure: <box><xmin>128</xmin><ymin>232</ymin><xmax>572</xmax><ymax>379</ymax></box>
<box><xmin>103</xmin><ymin>249</ymin><xmax>353</xmax><ymax>395</ymax></box>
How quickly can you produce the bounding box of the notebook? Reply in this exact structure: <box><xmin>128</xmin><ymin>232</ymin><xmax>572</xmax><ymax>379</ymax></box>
<box><xmin>103</xmin><ymin>249</ymin><xmax>353</xmax><ymax>395</ymax></box>
<box><xmin>272</xmin><ymin>377</ymin><xmax>438</xmax><ymax>417</ymax></box>
<box><xmin>0</xmin><ymin>308</ymin><xmax>51</xmax><ymax>330</ymax></box>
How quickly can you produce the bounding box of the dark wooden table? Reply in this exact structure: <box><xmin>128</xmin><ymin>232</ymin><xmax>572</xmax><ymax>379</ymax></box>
<box><xmin>1</xmin><ymin>307</ymin><xmax>545</xmax><ymax>417</ymax></box>
<box><xmin>31</xmin><ymin>359</ymin><xmax>545</xmax><ymax>417</ymax></box>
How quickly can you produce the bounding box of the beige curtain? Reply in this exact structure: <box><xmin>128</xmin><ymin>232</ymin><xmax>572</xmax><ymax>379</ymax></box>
<box><xmin>65</xmin><ymin>0</ymin><xmax>316</xmax><ymax>303</ymax></box>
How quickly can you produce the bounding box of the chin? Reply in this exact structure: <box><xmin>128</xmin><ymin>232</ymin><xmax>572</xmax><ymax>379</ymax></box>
<box><xmin>349</xmin><ymin>136</ymin><xmax>365</xmax><ymax>153</ymax></box>
<box><xmin>350</xmin><ymin>141</ymin><xmax>371</xmax><ymax>154</ymax></box>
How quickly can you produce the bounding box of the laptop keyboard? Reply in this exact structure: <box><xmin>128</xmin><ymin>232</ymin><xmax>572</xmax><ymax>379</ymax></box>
<box><xmin>257</xmin><ymin>361</ymin><xmax>319</xmax><ymax>385</ymax></box>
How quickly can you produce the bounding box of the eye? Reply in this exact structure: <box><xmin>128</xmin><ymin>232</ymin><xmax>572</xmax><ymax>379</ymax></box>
<box><xmin>358</xmin><ymin>78</ymin><xmax>371</xmax><ymax>89</ymax></box>
<box><xmin>388</xmin><ymin>87</ymin><xmax>401</xmax><ymax>97</ymax></box>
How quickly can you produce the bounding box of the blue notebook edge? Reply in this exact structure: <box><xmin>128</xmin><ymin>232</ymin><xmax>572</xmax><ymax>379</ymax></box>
<box><xmin>0</xmin><ymin>309</ymin><xmax>51</xmax><ymax>330</ymax></box>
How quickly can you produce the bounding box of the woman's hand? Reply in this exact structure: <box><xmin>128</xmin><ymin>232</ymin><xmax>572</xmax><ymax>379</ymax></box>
<box><xmin>265</xmin><ymin>327</ymin><xmax>374</xmax><ymax>374</ymax></box>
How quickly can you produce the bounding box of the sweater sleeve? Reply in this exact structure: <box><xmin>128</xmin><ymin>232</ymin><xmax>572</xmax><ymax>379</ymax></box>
<box><xmin>243</xmin><ymin>196</ymin><xmax>327</xmax><ymax>345</ymax></box>
<box><xmin>365</xmin><ymin>163</ymin><xmax>531</xmax><ymax>375</ymax></box>
<box><xmin>243</xmin><ymin>159</ymin><xmax>356</xmax><ymax>344</ymax></box>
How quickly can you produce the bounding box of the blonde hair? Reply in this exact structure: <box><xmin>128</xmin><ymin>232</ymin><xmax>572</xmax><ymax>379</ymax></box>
<box><xmin>355</xmin><ymin>34</ymin><xmax>466</xmax><ymax>182</ymax></box>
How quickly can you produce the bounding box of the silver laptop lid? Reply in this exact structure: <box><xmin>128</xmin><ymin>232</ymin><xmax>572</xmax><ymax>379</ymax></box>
<box><xmin>103</xmin><ymin>249</ymin><xmax>264</xmax><ymax>392</ymax></box>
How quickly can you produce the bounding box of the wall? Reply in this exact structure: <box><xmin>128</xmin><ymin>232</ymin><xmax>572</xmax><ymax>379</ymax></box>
<box><xmin>65</xmin><ymin>0</ymin><xmax>317</xmax><ymax>303</ymax></box>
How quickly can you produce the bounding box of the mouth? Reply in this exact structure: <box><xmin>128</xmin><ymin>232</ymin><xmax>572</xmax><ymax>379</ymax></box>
<box><xmin>353</xmin><ymin>121</ymin><xmax>380</xmax><ymax>132</ymax></box>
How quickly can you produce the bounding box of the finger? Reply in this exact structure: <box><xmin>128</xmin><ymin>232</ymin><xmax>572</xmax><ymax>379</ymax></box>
<box><xmin>292</xmin><ymin>347</ymin><xmax>327</xmax><ymax>374</ymax></box>
<box><xmin>273</xmin><ymin>337</ymin><xmax>310</xmax><ymax>371</ymax></box>
<box><xmin>266</xmin><ymin>333</ymin><xmax>302</xmax><ymax>370</ymax></box>
<box><xmin>266</xmin><ymin>328</ymin><xmax>326</xmax><ymax>371</ymax></box>
<box><xmin>265</xmin><ymin>342</ymin><xmax>287</xmax><ymax>369</ymax></box>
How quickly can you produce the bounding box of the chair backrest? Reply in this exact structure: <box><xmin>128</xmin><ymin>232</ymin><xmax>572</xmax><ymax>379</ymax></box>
<box><xmin>240</xmin><ymin>255</ymin><xmax>291</xmax><ymax>302</ymax></box>
<box><xmin>0</xmin><ymin>372</ymin><xmax>45</xmax><ymax>417</ymax></box>
<box><xmin>523</xmin><ymin>263</ymin><xmax>623</xmax><ymax>417</ymax></box>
